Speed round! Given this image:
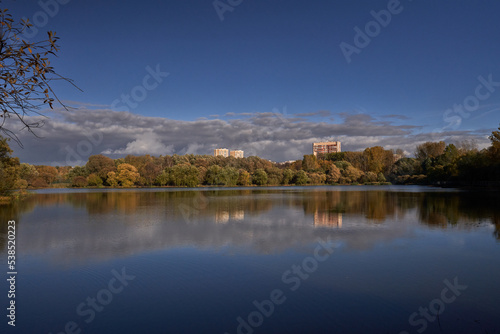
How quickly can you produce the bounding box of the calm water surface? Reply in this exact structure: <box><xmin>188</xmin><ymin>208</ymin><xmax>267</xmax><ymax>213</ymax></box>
<box><xmin>1</xmin><ymin>186</ymin><xmax>499</xmax><ymax>334</ymax></box>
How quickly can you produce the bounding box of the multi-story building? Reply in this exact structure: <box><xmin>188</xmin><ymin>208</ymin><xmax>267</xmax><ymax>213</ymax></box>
<box><xmin>312</xmin><ymin>141</ymin><xmax>341</xmax><ymax>157</ymax></box>
<box><xmin>230</xmin><ymin>150</ymin><xmax>244</xmax><ymax>158</ymax></box>
<box><xmin>214</xmin><ymin>148</ymin><xmax>229</xmax><ymax>157</ymax></box>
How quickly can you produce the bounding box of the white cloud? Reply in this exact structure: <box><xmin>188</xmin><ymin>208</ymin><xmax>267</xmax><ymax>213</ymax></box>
<box><xmin>102</xmin><ymin>133</ymin><xmax>174</xmax><ymax>155</ymax></box>
<box><xmin>8</xmin><ymin>106</ymin><xmax>494</xmax><ymax>165</ymax></box>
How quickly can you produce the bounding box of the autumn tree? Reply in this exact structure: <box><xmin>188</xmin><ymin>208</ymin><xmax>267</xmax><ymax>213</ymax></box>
<box><xmin>342</xmin><ymin>165</ymin><xmax>364</xmax><ymax>184</ymax></box>
<box><xmin>115</xmin><ymin>163</ymin><xmax>140</xmax><ymax>187</ymax></box>
<box><xmin>35</xmin><ymin>165</ymin><xmax>57</xmax><ymax>185</ymax></box>
<box><xmin>87</xmin><ymin>173</ymin><xmax>103</xmax><ymax>187</ymax></box>
<box><xmin>106</xmin><ymin>172</ymin><xmax>119</xmax><ymax>187</ymax></box>
<box><xmin>0</xmin><ymin>7</ymin><xmax>77</xmax><ymax>142</ymax></box>
<box><xmin>0</xmin><ymin>135</ymin><xmax>19</xmax><ymax>194</ymax></box>
<box><xmin>237</xmin><ymin>169</ymin><xmax>250</xmax><ymax>186</ymax></box>
<box><xmin>324</xmin><ymin>163</ymin><xmax>341</xmax><ymax>184</ymax></box>
<box><xmin>86</xmin><ymin>154</ymin><xmax>116</xmax><ymax>183</ymax></box>
<box><xmin>18</xmin><ymin>162</ymin><xmax>38</xmax><ymax>185</ymax></box>
<box><xmin>363</xmin><ymin>146</ymin><xmax>393</xmax><ymax>174</ymax></box>
<box><xmin>140</xmin><ymin>161</ymin><xmax>161</xmax><ymax>186</ymax></box>
<box><xmin>67</xmin><ymin>166</ymin><xmax>88</xmax><ymax>182</ymax></box>
<box><xmin>415</xmin><ymin>141</ymin><xmax>446</xmax><ymax>161</ymax></box>
<box><xmin>72</xmin><ymin>176</ymin><xmax>87</xmax><ymax>187</ymax></box>
<box><xmin>302</xmin><ymin>155</ymin><xmax>319</xmax><ymax>172</ymax></box>
<box><xmin>488</xmin><ymin>123</ymin><xmax>500</xmax><ymax>158</ymax></box>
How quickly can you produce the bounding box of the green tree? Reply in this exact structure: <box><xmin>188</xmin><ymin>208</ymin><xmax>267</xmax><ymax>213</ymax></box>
<box><xmin>155</xmin><ymin>170</ymin><xmax>169</xmax><ymax>186</ymax></box>
<box><xmin>415</xmin><ymin>141</ymin><xmax>446</xmax><ymax>161</ymax></box>
<box><xmin>293</xmin><ymin>170</ymin><xmax>309</xmax><ymax>185</ymax></box>
<box><xmin>222</xmin><ymin>166</ymin><xmax>239</xmax><ymax>186</ymax></box>
<box><xmin>205</xmin><ymin>165</ymin><xmax>225</xmax><ymax>185</ymax></box>
<box><xmin>67</xmin><ymin>166</ymin><xmax>89</xmax><ymax>182</ymax></box>
<box><xmin>252</xmin><ymin>169</ymin><xmax>268</xmax><ymax>186</ymax></box>
<box><xmin>281</xmin><ymin>168</ymin><xmax>294</xmax><ymax>185</ymax></box>
<box><xmin>266</xmin><ymin>167</ymin><xmax>283</xmax><ymax>185</ymax></box>
<box><xmin>389</xmin><ymin>157</ymin><xmax>420</xmax><ymax>183</ymax></box>
<box><xmin>87</xmin><ymin>173</ymin><xmax>103</xmax><ymax>187</ymax></box>
<box><xmin>363</xmin><ymin>171</ymin><xmax>378</xmax><ymax>183</ymax></box>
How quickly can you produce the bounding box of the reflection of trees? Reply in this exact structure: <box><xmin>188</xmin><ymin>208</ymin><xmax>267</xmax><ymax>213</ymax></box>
<box><xmin>299</xmin><ymin>190</ymin><xmax>398</xmax><ymax>222</ymax></box>
<box><xmin>298</xmin><ymin>189</ymin><xmax>500</xmax><ymax>234</ymax></box>
<box><xmin>417</xmin><ymin>191</ymin><xmax>500</xmax><ymax>235</ymax></box>
<box><xmin>164</xmin><ymin>189</ymin><xmax>274</xmax><ymax>223</ymax></box>
<box><xmin>12</xmin><ymin>190</ymin><xmax>275</xmax><ymax>223</ymax></box>
<box><xmin>3</xmin><ymin>187</ymin><xmax>500</xmax><ymax>266</ymax></box>
<box><xmin>418</xmin><ymin>193</ymin><xmax>460</xmax><ymax>227</ymax></box>
<box><xmin>0</xmin><ymin>199</ymin><xmax>36</xmax><ymax>250</ymax></box>
<box><xmin>3</xmin><ymin>188</ymin><xmax>500</xmax><ymax>256</ymax></box>
<box><xmin>493</xmin><ymin>215</ymin><xmax>500</xmax><ymax>241</ymax></box>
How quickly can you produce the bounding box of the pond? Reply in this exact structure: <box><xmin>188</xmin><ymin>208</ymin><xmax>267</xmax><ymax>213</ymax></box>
<box><xmin>1</xmin><ymin>186</ymin><xmax>499</xmax><ymax>334</ymax></box>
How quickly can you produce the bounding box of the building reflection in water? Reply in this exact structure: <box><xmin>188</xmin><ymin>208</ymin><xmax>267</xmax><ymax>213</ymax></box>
<box><xmin>313</xmin><ymin>210</ymin><xmax>342</xmax><ymax>228</ymax></box>
<box><xmin>215</xmin><ymin>209</ymin><xmax>245</xmax><ymax>224</ymax></box>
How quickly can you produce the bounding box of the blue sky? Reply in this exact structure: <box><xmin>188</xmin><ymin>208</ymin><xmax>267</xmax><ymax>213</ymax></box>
<box><xmin>4</xmin><ymin>0</ymin><xmax>500</xmax><ymax>164</ymax></box>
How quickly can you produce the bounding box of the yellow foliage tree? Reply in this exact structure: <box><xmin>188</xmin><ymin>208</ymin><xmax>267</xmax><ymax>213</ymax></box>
<box><xmin>116</xmin><ymin>163</ymin><xmax>140</xmax><ymax>187</ymax></box>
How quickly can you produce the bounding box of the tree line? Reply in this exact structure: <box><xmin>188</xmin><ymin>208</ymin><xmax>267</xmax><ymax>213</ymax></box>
<box><xmin>0</xmin><ymin>124</ymin><xmax>499</xmax><ymax>195</ymax></box>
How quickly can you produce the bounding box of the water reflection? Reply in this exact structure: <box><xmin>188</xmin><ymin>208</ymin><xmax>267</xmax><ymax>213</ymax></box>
<box><xmin>314</xmin><ymin>211</ymin><xmax>342</xmax><ymax>228</ymax></box>
<box><xmin>1</xmin><ymin>187</ymin><xmax>499</xmax><ymax>265</ymax></box>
